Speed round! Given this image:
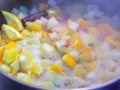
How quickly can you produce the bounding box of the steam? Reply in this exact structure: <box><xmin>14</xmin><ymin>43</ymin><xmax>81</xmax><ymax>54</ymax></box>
<box><xmin>29</xmin><ymin>0</ymin><xmax>120</xmax><ymax>30</ymax></box>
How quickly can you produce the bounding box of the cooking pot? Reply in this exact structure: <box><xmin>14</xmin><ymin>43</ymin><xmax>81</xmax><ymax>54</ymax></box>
<box><xmin>0</xmin><ymin>0</ymin><xmax>120</xmax><ymax>90</ymax></box>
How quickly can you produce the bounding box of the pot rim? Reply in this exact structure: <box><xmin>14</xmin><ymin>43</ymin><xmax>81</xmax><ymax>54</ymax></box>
<box><xmin>0</xmin><ymin>70</ymin><xmax>120</xmax><ymax>90</ymax></box>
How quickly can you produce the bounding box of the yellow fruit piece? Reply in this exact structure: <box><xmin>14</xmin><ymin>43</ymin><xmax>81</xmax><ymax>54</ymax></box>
<box><xmin>83</xmin><ymin>46</ymin><xmax>92</xmax><ymax>52</ymax></box>
<box><xmin>42</xmin><ymin>31</ymin><xmax>51</xmax><ymax>35</ymax></box>
<box><xmin>62</xmin><ymin>54</ymin><xmax>76</xmax><ymax>68</ymax></box>
<box><xmin>2</xmin><ymin>24</ymin><xmax>23</xmax><ymax>41</ymax></box>
<box><xmin>50</xmin><ymin>64</ymin><xmax>62</xmax><ymax>73</ymax></box>
<box><xmin>106</xmin><ymin>36</ymin><xmax>120</xmax><ymax>48</ymax></box>
<box><xmin>79</xmin><ymin>52</ymin><xmax>92</xmax><ymax>62</ymax></box>
<box><xmin>74</xmin><ymin>39</ymin><xmax>83</xmax><ymax>50</ymax></box>
<box><xmin>26</xmin><ymin>22</ymin><xmax>43</xmax><ymax>32</ymax></box>
<box><xmin>1</xmin><ymin>10</ymin><xmax>23</xmax><ymax>31</ymax></box>
<box><xmin>0</xmin><ymin>47</ymin><xmax>3</xmax><ymax>64</ymax></box>
<box><xmin>30</xmin><ymin>62</ymin><xmax>41</xmax><ymax>75</ymax></box>
<box><xmin>2</xmin><ymin>48</ymin><xmax>19</xmax><ymax>64</ymax></box>
<box><xmin>5</xmin><ymin>41</ymin><xmax>15</xmax><ymax>50</ymax></box>
<box><xmin>21</xmin><ymin>29</ymin><xmax>31</xmax><ymax>37</ymax></box>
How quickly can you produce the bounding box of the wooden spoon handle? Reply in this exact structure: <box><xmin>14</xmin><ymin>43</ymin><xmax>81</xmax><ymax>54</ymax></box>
<box><xmin>22</xmin><ymin>10</ymin><xmax>48</xmax><ymax>25</ymax></box>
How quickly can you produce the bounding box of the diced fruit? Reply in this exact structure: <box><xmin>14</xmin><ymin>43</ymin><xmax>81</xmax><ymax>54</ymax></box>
<box><xmin>70</xmin><ymin>49</ymin><xmax>80</xmax><ymax>60</ymax></box>
<box><xmin>47</xmin><ymin>6</ymin><xmax>61</xmax><ymax>18</ymax></box>
<box><xmin>5</xmin><ymin>41</ymin><xmax>15</xmax><ymax>50</ymax></box>
<box><xmin>30</xmin><ymin>62</ymin><xmax>42</xmax><ymax>75</ymax></box>
<box><xmin>96</xmin><ymin>24</ymin><xmax>113</xmax><ymax>35</ymax></box>
<box><xmin>19</xmin><ymin>5</ymin><xmax>30</xmax><ymax>14</ymax></box>
<box><xmin>106</xmin><ymin>36</ymin><xmax>120</xmax><ymax>48</ymax></box>
<box><xmin>74</xmin><ymin>39</ymin><xmax>83</xmax><ymax>50</ymax></box>
<box><xmin>58</xmin><ymin>47</ymin><xmax>72</xmax><ymax>54</ymax></box>
<box><xmin>1</xmin><ymin>10</ymin><xmax>24</xmax><ymax>31</ymax></box>
<box><xmin>21</xmin><ymin>29</ymin><xmax>31</xmax><ymax>37</ymax></box>
<box><xmin>2</xmin><ymin>48</ymin><xmax>19</xmax><ymax>64</ymax></box>
<box><xmin>41</xmin><ymin>34</ymin><xmax>52</xmax><ymax>44</ymax></box>
<box><xmin>21</xmin><ymin>50</ymin><xmax>33</xmax><ymax>61</ymax></box>
<box><xmin>19</xmin><ymin>55</ymin><xmax>28</xmax><ymax>71</ymax></box>
<box><xmin>39</xmin><ymin>81</ymin><xmax>53</xmax><ymax>88</ymax></box>
<box><xmin>84</xmin><ymin>61</ymin><xmax>97</xmax><ymax>72</ymax></box>
<box><xmin>0</xmin><ymin>64</ymin><xmax>11</xmax><ymax>73</ymax></box>
<box><xmin>49</xmin><ymin>32</ymin><xmax>58</xmax><ymax>40</ymax></box>
<box><xmin>18</xmin><ymin>12</ymin><xmax>27</xmax><ymax>19</ymax></box>
<box><xmin>65</xmin><ymin>39</ymin><xmax>72</xmax><ymax>47</ymax></box>
<box><xmin>63</xmin><ymin>28</ymin><xmax>80</xmax><ymax>42</ymax></box>
<box><xmin>47</xmin><ymin>71</ymin><xmax>61</xmax><ymax>83</ymax></box>
<box><xmin>41</xmin><ymin>60</ymin><xmax>52</xmax><ymax>67</ymax></box>
<box><xmin>26</xmin><ymin>22</ymin><xmax>43</xmax><ymax>31</ymax></box>
<box><xmin>2</xmin><ymin>24</ymin><xmax>23</xmax><ymax>41</ymax></box>
<box><xmin>86</xmin><ymin>33</ymin><xmax>94</xmax><ymax>45</ymax></box>
<box><xmin>50</xmin><ymin>64</ymin><xmax>62</xmax><ymax>73</ymax></box>
<box><xmin>75</xmin><ymin>65</ymin><xmax>87</xmax><ymax>78</ymax></box>
<box><xmin>41</xmin><ymin>43</ymin><xmax>55</xmax><ymax>54</ymax></box>
<box><xmin>11</xmin><ymin>8</ymin><xmax>20</xmax><ymax>15</ymax></box>
<box><xmin>27</xmin><ymin>38</ymin><xmax>40</xmax><ymax>45</ymax></box>
<box><xmin>83</xmin><ymin>46</ymin><xmax>92</xmax><ymax>53</ymax></box>
<box><xmin>79</xmin><ymin>52</ymin><xmax>92</xmax><ymax>62</ymax></box>
<box><xmin>56</xmin><ymin>39</ymin><xmax>66</xmax><ymax>48</ymax></box>
<box><xmin>47</xmin><ymin>17</ymin><xmax>59</xmax><ymax>30</ymax></box>
<box><xmin>88</xmin><ymin>27</ymin><xmax>98</xmax><ymax>34</ymax></box>
<box><xmin>62</xmin><ymin>54</ymin><xmax>76</xmax><ymax>68</ymax></box>
<box><xmin>10</xmin><ymin>60</ymin><xmax>19</xmax><ymax>74</ymax></box>
<box><xmin>39</xmin><ymin>3</ymin><xmax>49</xmax><ymax>11</ymax></box>
<box><xmin>17</xmin><ymin>72</ymin><xmax>31</xmax><ymax>83</ymax></box>
<box><xmin>68</xmin><ymin>21</ymin><xmax>79</xmax><ymax>31</ymax></box>
<box><xmin>0</xmin><ymin>47</ymin><xmax>3</xmax><ymax>64</ymax></box>
<box><xmin>19</xmin><ymin>50</ymin><xmax>33</xmax><ymax>71</ymax></box>
<box><xmin>77</xmin><ymin>19</ymin><xmax>89</xmax><ymax>29</ymax></box>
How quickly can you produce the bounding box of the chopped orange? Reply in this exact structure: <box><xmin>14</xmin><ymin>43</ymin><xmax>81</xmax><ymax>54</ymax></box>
<box><xmin>83</xmin><ymin>46</ymin><xmax>92</xmax><ymax>52</ymax></box>
<box><xmin>96</xmin><ymin>24</ymin><xmax>113</xmax><ymax>35</ymax></box>
<box><xmin>5</xmin><ymin>41</ymin><xmax>15</xmax><ymax>50</ymax></box>
<box><xmin>11</xmin><ymin>68</ymin><xmax>15</xmax><ymax>75</ymax></box>
<box><xmin>106</xmin><ymin>36</ymin><xmax>120</xmax><ymax>48</ymax></box>
<box><xmin>77</xmin><ymin>19</ymin><xmax>89</xmax><ymax>29</ymax></box>
<box><xmin>74</xmin><ymin>39</ymin><xmax>83</xmax><ymax>50</ymax></box>
<box><xmin>50</xmin><ymin>64</ymin><xmax>62</xmax><ymax>73</ymax></box>
<box><xmin>62</xmin><ymin>54</ymin><xmax>76</xmax><ymax>68</ymax></box>
<box><xmin>0</xmin><ymin>47</ymin><xmax>3</xmax><ymax>64</ymax></box>
<box><xmin>42</xmin><ymin>31</ymin><xmax>51</xmax><ymax>35</ymax></box>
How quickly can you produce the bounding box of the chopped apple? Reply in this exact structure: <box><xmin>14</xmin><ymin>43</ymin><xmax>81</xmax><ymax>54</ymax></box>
<box><xmin>47</xmin><ymin>17</ymin><xmax>59</xmax><ymax>30</ymax></box>
<box><xmin>74</xmin><ymin>65</ymin><xmax>87</xmax><ymax>78</ymax></box>
<box><xmin>79</xmin><ymin>52</ymin><xmax>93</xmax><ymax>62</ymax></box>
